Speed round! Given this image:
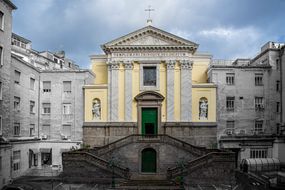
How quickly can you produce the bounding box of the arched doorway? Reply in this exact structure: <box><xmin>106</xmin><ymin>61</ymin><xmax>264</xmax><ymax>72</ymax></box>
<box><xmin>141</xmin><ymin>148</ymin><xmax>157</xmax><ymax>173</ymax></box>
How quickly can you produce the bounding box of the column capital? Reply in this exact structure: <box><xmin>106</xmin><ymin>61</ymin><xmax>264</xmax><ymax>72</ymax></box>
<box><xmin>108</xmin><ymin>61</ymin><xmax>120</xmax><ymax>70</ymax></box>
<box><xmin>180</xmin><ymin>60</ymin><xmax>193</xmax><ymax>70</ymax></box>
<box><xmin>123</xmin><ymin>60</ymin><xmax>134</xmax><ymax>70</ymax></box>
<box><xmin>166</xmin><ymin>60</ymin><xmax>176</xmax><ymax>70</ymax></box>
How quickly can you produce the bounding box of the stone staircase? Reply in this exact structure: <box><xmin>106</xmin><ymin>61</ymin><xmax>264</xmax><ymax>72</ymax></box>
<box><xmin>90</xmin><ymin>134</ymin><xmax>218</xmax><ymax>157</ymax></box>
<box><xmin>115</xmin><ymin>180</ymin><xmax>182</xmax><ymax>190</ymax></box>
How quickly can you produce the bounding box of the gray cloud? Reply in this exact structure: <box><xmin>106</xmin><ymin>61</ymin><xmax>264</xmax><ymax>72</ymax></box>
<box><xmin>13</xmin><ymin>0</ymin><xmax>285</xmax><ymax>68</ymax></box>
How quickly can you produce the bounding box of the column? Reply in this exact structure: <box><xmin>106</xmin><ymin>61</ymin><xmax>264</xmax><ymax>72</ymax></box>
<box><xmin>166</xmin><ymin>60</ymin><xmax>175</xmax><ymax>121</ymax></box>
<box><xmin>124</xmin><ymin>61</ymin><xmax>133</xmax><ymax>121</ymax></box>
<box><xmin>110</xmin><ymin>61</ymin><xmax>120</xmax><ymax>121</ymax></box>
<box><xmin>107</xmin><ymin>63</ymin><xmax>111</xmax><ymax>121</ymax></box>
<box><xmin>180</xmin><ymin>60</ymin><xmax>193</xmax><ymax>122</ymax></box>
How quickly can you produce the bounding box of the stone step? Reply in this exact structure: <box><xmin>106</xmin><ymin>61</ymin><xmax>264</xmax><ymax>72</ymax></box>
<box><xmin>117</xmin><ymin>180</ymin><xmax>182</xmax><ymax>189</ymax></box>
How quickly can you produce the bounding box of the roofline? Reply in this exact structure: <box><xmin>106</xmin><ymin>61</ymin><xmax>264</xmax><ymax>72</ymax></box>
<box><xmin>3</xmin><ymin>0</ymin><xmax>17</xmax><ymax>9</ymax></box>
<box><xmin>11</xmin><ymin>53</ymin><xmax>41</xmax><ymax>72</ymax></box>
<box><xmin>102</xmin><ymin>25</ymin><xmax>199</xmax><ymax>48</ymax></box>
<box><xmin>12</xmin><ymin>33</ymin><xmax>31</xmax><ymax>43</ymax></box>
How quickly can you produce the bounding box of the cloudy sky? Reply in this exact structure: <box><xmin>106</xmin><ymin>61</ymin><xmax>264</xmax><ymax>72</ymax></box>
<box><xmin>12</xmin><ymin>0</ymin><xmax>285</xmax><ymax>69</ymax></box>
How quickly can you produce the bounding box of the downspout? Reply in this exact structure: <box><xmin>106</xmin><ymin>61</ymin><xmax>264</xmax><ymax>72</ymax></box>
<box><xmin>280</xmin><ymin>47</ymin><xmax>284</xmax><ymax>127</ymax></box>
<box><xmin>38</xmin><ymin>74</ymin><xmax>41</xmax><ymax>138</ymax></box>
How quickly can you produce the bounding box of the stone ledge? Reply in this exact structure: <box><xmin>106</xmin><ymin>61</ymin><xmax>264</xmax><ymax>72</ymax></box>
<box><xmin>162</xmin><ymin>122</ymin><xmax>217</xmax><ymax>127</ymax></box>
<box><xmin>83</xmin><ymin>122</ymin><xmax>137</xmax><ymax>127</ymax></box>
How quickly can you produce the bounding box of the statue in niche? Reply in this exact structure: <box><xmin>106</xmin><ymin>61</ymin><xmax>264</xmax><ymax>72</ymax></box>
<box><xmin>199</xmin><ymin>98</ymin><xmax>208</xmax><ymax>120</ymax></box>
<box><xmin>92</xmin><ymin>99</ymin><xmax>101</xmax><ymax>120</ymax></box>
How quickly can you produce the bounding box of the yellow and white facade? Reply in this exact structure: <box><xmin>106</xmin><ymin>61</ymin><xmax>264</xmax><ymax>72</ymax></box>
<box><xmin>83</xmin><ymin>25</ymin><xmax>217</xmax><ymax>148</ymax></box>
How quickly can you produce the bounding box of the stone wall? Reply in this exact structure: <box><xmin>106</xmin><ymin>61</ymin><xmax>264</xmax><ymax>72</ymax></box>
<box><xmin>83</xmin><ymin>122</ymin><xmax>217</xmax><ymax>148</ymax></box>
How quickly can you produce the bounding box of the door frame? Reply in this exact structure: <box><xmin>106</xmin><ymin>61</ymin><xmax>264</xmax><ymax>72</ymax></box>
<box><xmin>135</xmin><ymin>91</ymin><xmax>164</xmax><ymax>135</ymax></box>
<box><xmin>141</xmin><ymin>107</ymin><xmax>158</xmax><ymax>135</ymax></box>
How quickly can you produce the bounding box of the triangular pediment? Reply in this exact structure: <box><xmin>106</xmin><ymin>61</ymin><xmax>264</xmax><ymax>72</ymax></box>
<box><xmin>102</xmin><ymin>25</ymin><xmax>198</xmax><ymax>48</ymax></box>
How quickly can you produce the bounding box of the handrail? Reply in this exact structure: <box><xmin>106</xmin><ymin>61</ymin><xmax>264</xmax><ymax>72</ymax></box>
<box><xmin>63</xmin><ymin>152</ymin><xmax>130</xmax><ymax>179</ymax></box>
<box><xmin>167</xmin><ymin>152</ymin><xmax>235</xmax><ymax>179</ymax></box>
<box><xmin>93</xmin><ymin>134</ymin><xmax>212</xmax><ymax>157</ymax></box>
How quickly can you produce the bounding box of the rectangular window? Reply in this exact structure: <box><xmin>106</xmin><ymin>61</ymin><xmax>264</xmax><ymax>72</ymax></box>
<box><xmin>255</xmin><ymin>97</ymin><xmax>264</xmax><ymax>110</ymax></box>
<box><xmin>250</xmin><ymin>148</ymin><xmax>268</xmax><ymax>158</ymax></box>
<box><xmin>276</xmin><ymin>80</ymin><xmax>280</xmax><ymax>92</ymax></box>
<box><xmin>226</xmin><ymin>120</ymin><xmax>235</xmax><ymax>135</ymax></box>
<box><xmin>0</xmin><ymin>156</ymin><xmax>2</xmax><ymax>173</ymax></box>
<box><xmin>13</xmin><ymin>150</ymin><xmax>21</xmax><ymax>171</ymax></box>
<box><xmin>63</xmin><ymin>81</ymin><xmax>71</xmax><ymax>93</ymax></box>
<box><xmin>42</xmin><ymin>124</ymin><xmax>50</xmax><ymax>139</ymax></box>
<box><xmin>30</xmin><ymin>124</ymin><xmax>35</xmax><ymax>136</ymax></box>
<box><xmin>14</xmin><ymin>123</ymin><xmax>20</xmax><ymax>136</ymax></box>
<box><xmin>255</xmin><ymin>73</ymin><xmax>263</xmax><ymax>86</ymax></box>
<box><xmin>226</xmin><ymin>97</ymin><xmax>235</xmax><ymax>111</ymax></box>
<box><xmin>254</xmin><ymin>120</ymin><xmax>263</xmax><ymax>134</ymax></box>
<box><xmin>62</xmin><ymin>124</ymin><xmax>71</xmax><ymax>137</ymax></box>
<box><xmin>30</xmin><ymin>78</ymin><xmax>35</xmax><ymax>90</ymax></box>
<box><xmin>277</xmin><ymin>102</ymin><xmax>280</xmax><ymax>113</ymax></box>
<box><xmin>63</xmin><ymin>103</ymin><xmax>71</xmax><ymax>115</ymax></box>
<box><xmin>276</xmin><ymin>59</ymin><xmax>280</xmax><ymax>70</ymax></box>
<box><xmin>0</xmin><ymin>46</ymin><xmax>3</xmax><ymax>66</ymax></box>
<box><xmin>0</xmin><ymin>81</ymin><xmax>2</xmax><ymax>100</ymax></box>
<box><xmin>0</xmin><ymin>115</ymin><xmax>2</xmax><ymax>136</ymax></box>
<box><xmin>0</xmin><ymin>11</ymin><xmax>3</xmax><ymax>30</ymax></box>
<box><xmin>42</xmin><ymin>103</ymin><xmax>51</xmax><ymax>114</ymax></box>
<box><xmin>14</xmin><ymin>96</ymin><xmax>20</xmax><ymax>111</ymax></box>
<box><xmin>54</xmin><ymin>58</ymin><xmax>58</xmax><ymax>63</ymax></box>
<box><xmin>14</xmin><ymin>70</ymin><xmax>21</xmax><ymax>84</ymax></box>
<box><xmin>143</xmin><ymin>66</ymin><xmax>157</xmax><ymax>86</ymax></box>
<box><xmin>30</xmin><ymin>101</ymin><xmax>35</xmax><ymax>114</ymax></box>
<box><xmin>226</xmin><ymin>73</ymin><xmax>235</xmax><ymax>85</ymax></box>
<box><xmin>43</xmin><ymin>81</ymin><xmax>51</xmax><ymax>92</ymax></box>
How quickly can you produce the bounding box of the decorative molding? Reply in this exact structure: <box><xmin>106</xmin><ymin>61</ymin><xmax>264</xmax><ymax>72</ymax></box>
<box><xmin>123</xmin><ymin>61</ymin><xmax>134</xmax><ymax>70</ymax></box>
<box><xmin>166</xmin><ymin>60</ymin><xmax>176</xmax><ymax>70</ymax></box>
<box><xmin>180</xmin><ymin>60</ymin><xmax>193</xmax><ymax>70</ymax></box>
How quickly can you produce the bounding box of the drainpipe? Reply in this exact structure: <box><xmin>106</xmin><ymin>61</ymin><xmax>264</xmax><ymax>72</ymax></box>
<box><xmin>280</xmin><ymin>47</ymin><xmax>284</xmax><ymax>130</ymax></box>
<box><xmin>38</xmin><ymin>74</ymin><xmax>41</xmax><ymax>138</ymax></box>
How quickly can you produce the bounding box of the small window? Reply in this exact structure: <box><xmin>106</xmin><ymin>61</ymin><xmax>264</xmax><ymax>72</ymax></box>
<box><xmin>254</xmin><ymin>120</ymin><xmax>263</xmax><ymax>134</ymax></box>
<box><xmin>276</xmin><ymin>59</ymin><xmax>280</xmax><ymax>70</ymax></box>
<box><xmin>42</xmin><ymin>103</ymin><xmax>51</xmax><ymax>114</ymax></box>
<box><xmin>255</xmin><ymin>97</ymin><xmax>264</xmax><ymax>110</ymax></box>
<box><xmin>250</xmin><ymin>148</ymin><xmax>267</xmax><ymax>158</ymax></box>
<box><xmin>63</xmin><ymin>103</ymin><xmax>71</xmax><ymax>114</ymax></box>
<box><xmin>62</xmin><ymin>124</ymin><xmax>71</xmax><ymax>137</ymax></box>
<box><xmin>226</xmin><ymin>73</ymin><xmax>235</xmax><ymax>85</ymax></box>
<box><xmin>43</xmin><ymin>81</ymin><xmax>51</xmax><ymax>92</ymax></box>
<box><xmin>0</xmin><ymin>11</ymin><xmax>4</xmax><ymax>30</ymax></box>
<box><xmin>277</xmin><ymin>102</ymin><xmax>280</xmax><ymax>113</ymax></box>
<box><xmin>54</xmin><ymin>58</ymin><xmax>58</xmax><ymax>63</ymax></box>
<box><xmin>14</xmin><ymin>123</ymin><xmax>20</xmax><ymax>136</ymax></box>
<box><xmin>276</xmin><ymin>80</ymin><xmax>280</xmax><ymax>92</ymax></box>
<box><xmin>63</xmin><ymin>81</ymin><xmax>71</xmax><ymax>93</ymax></box>
<box><xmin>255</xmin><ymin>73</ymin><xmax>263</xmax><ymax>86</ymax></box>
<box><xmin>14</xmin><ymin>96</ymin><xmax>20</xmax><ymax>111</ymax></box>
<box><xmin>0</xmin><ymin>46</ymin><xmax>3</xmax><ymax>66</ymax></box>
<box><xmin>226</xmin><ymin>97</ymin><xmax>235</xmax><ymax>111</ymax></box>
<box><xmin>13</xmin><ymin>150</ymin><xmax>21</xmax><ymax>171</ymax></box>
<box><xmin>30</xmin><ymin>124</ymin><xmax>35</xmax><ymax>136</ymax></box>
<box><xmin>143</xmin><ymin>66</ymin><xmax>156</xmax><ymax>86</ymax></box>
<box><xmin>30</xmin><ymin>101</ymin><xmax>35</xmax><ymax>114</ymax></box>
<box><xmin>14</xmin><ymin>70</ymin><xmax>21</xmax><ymax>84</ymax></box>
<box><xmin>0</xmin><ymin>115</ymin><xmax>2</xmax><ymax>136</ymax></box>
<box><xmin>30</xmin><ymin>78</ymin><xmax>35</xmax><ymax>90</ymax></box>
<box><xmin>226</xmin><ymin>120</ymin><xmax>235</xmax><ymax>135</ymax></box>
<box><xmin>0</xmin><ymin>81</ymin><xmax>2</xmax><ymax>100</ymax></box>
<box><xmin>42</xmin><ymin>124</ymin><xmax>50</xmax><ymax>138</ymax></box>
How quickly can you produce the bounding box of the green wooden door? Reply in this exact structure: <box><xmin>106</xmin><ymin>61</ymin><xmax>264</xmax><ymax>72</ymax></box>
<box><xmin>141</xmin><ymin>148</ymin><xmax>157</xmax><ymax>173</ymax></box>
<box><xmin>141</xmin><ymin>108</ymin><xmax>157</xmax><ymax>135</ymax></box>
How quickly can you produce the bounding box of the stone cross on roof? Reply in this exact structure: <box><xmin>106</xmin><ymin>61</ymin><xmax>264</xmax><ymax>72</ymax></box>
<box><xmin>145</xmin><ymin>5</ymin><xmax>155</xmax><ymax>25</ymax></box>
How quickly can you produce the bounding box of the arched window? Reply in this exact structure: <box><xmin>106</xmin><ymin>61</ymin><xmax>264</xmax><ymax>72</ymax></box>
<box><xmin>141</xmin><ymin>148</ymin><xmax>157</xmax><ymax>173</ymax></box>
<box><xmin>92</xmin><ymin>98</ymin><xmax>101</xmax><ymax>120</ymax></box>
<box><xmin>199</xmin><ymin>97</ymin><xmax>208</xmax><ymax>120</ymax></box>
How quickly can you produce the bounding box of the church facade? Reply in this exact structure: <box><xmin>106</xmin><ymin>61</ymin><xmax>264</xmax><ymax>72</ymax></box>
<box><xmin>83</xmin><ymin>25</ymin><xmax>217</xmax><ymax>148</ymax></box>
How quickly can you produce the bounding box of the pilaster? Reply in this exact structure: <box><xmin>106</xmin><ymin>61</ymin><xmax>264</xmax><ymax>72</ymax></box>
<box><xmin>124</xmin><ymin>61</ymin><xmax>133</xmax><ymax>121</ymax></box>
<box><xmin>166</xmin><ymin>60</ymin><xmax>175</xmax><ymax>121</ymax></box>
<box><xmin>180</xmin><ymin>60</ymin><xmax>193</xmax><ymax>121</ymax></box>
<box><xmin>110</xmin><ymin>61</ymin><xmax>120</xmax><ymax>121</ymax></box>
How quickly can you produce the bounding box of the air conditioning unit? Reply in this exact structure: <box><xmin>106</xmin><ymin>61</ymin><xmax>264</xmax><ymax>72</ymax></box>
<box><xmin>226</xmin><ymin>129</ymin><xmax>233</xmax><ymax>135</ymax></box>
<box><xmin>41</xmin><ymin>135</ymin><xmax>48</xmax><ymax>140</ymax></box>
<box><xmin>239</xmin><ymin>130</ymin><xmax>246</xmax><ymax>135</ymax></box>
<box><xmin>62</xmin><ymin>135</ymin><xmax>68</xmax><ymax>140</ymax></box>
